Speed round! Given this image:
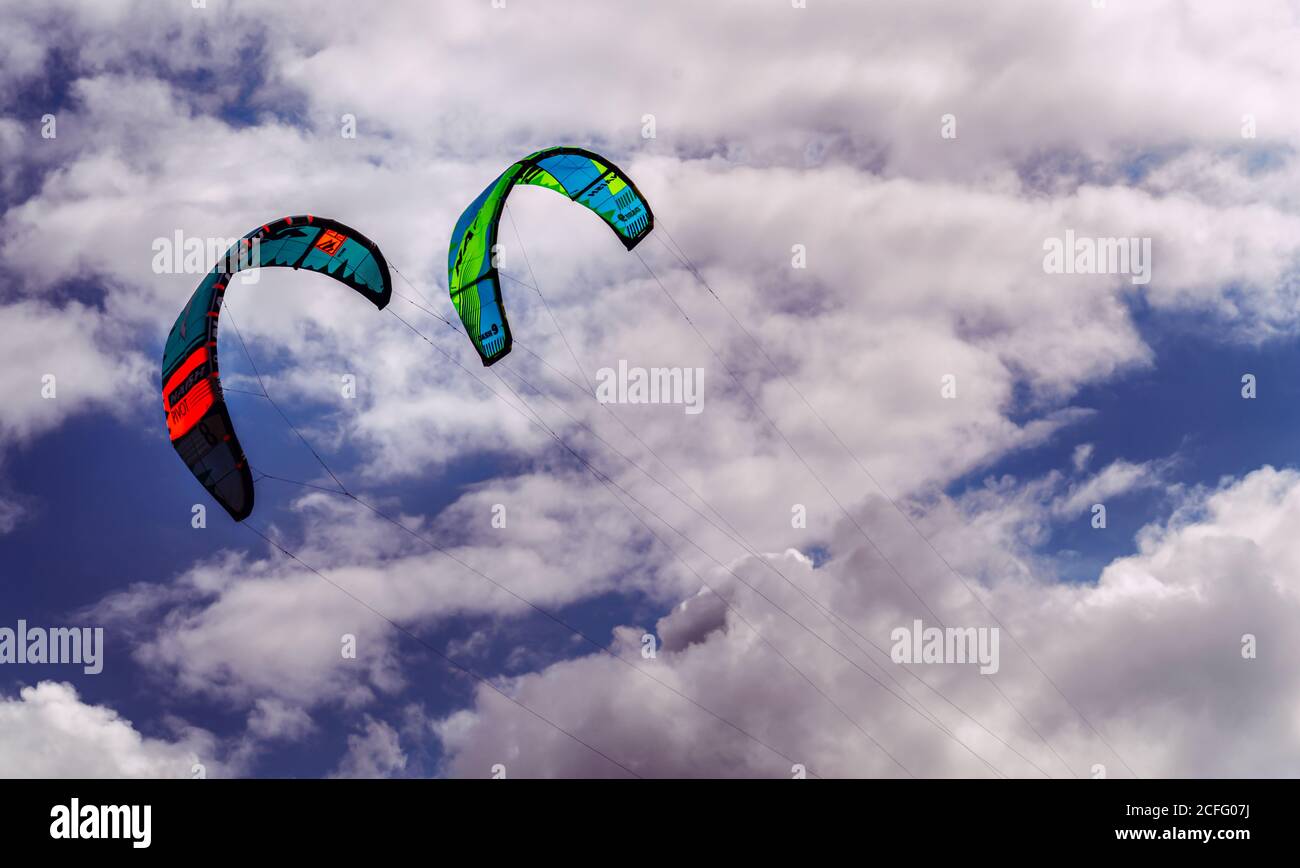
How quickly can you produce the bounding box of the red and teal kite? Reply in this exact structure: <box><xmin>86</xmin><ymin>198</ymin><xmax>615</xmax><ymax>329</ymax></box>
<box><xmin>160</xmin><ymin>216</ymin><xmax>391</xmax><ymax>521</ymax></box>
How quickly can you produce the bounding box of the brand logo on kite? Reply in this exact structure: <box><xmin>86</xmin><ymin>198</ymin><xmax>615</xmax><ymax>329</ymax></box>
<box><xmin>314</xmin><ymin>229</ymin><xmax>347</xmax><ymax>257</ymax></box>
<box><xmin>166</xmin><ymin>363</ymin><xmax>209</xmax><ymax>410</ymax></box>
<box><xmin>163</xmin><ymin>347</ymin><xmax>216</xmax><ymax>440</ymax></box>
<box><xmin>477</xmin><ymin>323</ymin><xmax>499</xmax><ymax>342</ymax></box>
<box><xmin>454</xmin><ymin>229</ymin><xmax>474</xmax><ymax>275</ymax></box>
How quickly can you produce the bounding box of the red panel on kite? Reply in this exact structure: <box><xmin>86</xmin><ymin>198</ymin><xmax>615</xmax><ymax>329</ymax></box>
<box><xmin>163</xmin><ymin>346</ymin><xmax>215</xmax><ymax>440</ymax></box>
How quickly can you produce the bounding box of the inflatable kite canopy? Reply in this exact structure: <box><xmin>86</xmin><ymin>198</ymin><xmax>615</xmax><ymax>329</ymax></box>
<box><xmin>447</xmin><ymin>146</ymin><xmax>654</xmax><ymax>366</ymax></box>
<box><xmin>160</xmin><ymin>216</ymin><xmax>391</xmax><ymax>521</ymax></box>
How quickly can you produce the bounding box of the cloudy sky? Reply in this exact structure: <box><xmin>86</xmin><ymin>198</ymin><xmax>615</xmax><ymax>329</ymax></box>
<box><xmin>2</xmin><ymin>0</ymin><xmax>1300</xmax><ymax>779</ymax></box>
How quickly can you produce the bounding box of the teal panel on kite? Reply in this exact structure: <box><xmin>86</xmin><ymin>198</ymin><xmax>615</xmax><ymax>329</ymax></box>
<box><xmin>161</xmin><ymin>216</ymin><xmax>391</xmax><ymax>521</ymax></box>
<box><xmin>447</xmin><ymin>146</ymin><xmax>654</xmax><ymax>366</ymax></box>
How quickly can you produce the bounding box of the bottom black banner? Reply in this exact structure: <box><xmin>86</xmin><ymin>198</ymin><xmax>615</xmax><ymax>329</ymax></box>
<box><xmin>0</xmin><ymin>778</ymin><xmax>1278</xmax><ymax>854</ymax></box>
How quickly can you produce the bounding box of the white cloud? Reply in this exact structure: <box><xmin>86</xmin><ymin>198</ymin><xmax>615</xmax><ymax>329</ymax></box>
<box><xmin>87</xmin><ymin>475</ymin><xmax>682</xmax><ymax>715</ymax></box>
<box><xmin>0</xmin><ymin>681</ymin><xmax>224</xmax><ymax>778</ymax></box>
<box><xmin>0</xmin><ymin>299</ymin><xmax>151</xmax><ymax>444</ymax></box>
<box><xmin>246</xmin><ymin>697</ymin><xmax>316</xmax><ymax>742</ymax></box>
<box><xmin>432</xmin><ymin>468</ymin><xmax>1300</xmax><ymax>777</ymax></box>
<box><xmin>0</xmin><ymin>494</ymin><xmax>23</xmax><ymax>534</ymax></box>
<box><xmin>330</xmin><ymin>716</ymin><xmax>407</xmax><ymax>779</ymax></box>
<box><xmin>1052</xmin><ymin>459</ymin><xmax>1170</xmax><ymax>519</ymax></box>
